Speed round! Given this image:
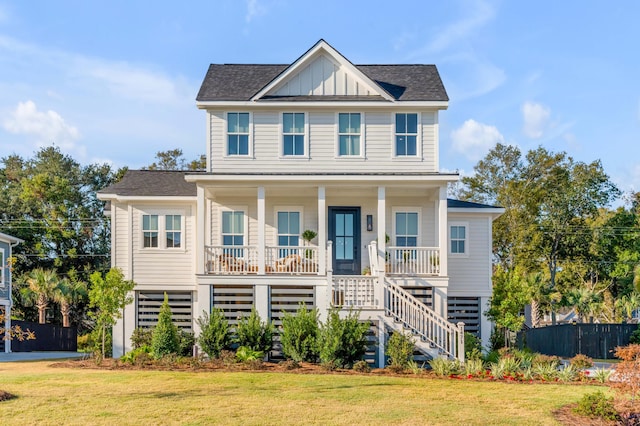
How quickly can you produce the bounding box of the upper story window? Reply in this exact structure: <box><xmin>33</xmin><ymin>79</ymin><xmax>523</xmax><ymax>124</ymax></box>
<box><xmin>450</xmin><ymin>223</ymin><xmax>468</xmax><ymax>255</ymax></box>
<box><xmin>395</xmin><ymin>113</ymin><xmax>418</xmax><ymax>156</ymax></box>
<box><xmin>338</xmin><ymin>113</ymin><xmax>361</xmax><ymax>156</ymax></box>
<box><xmin>165</xmin><ymin>215</ymin><xmax>182</xmax><ymax>248</ymax></box>
<box><xmin>227</xmin><ymin>112</ymin><xmax>250</xmax><ymax>156</ymax></box>
<box><xmin>142</xmin><ymin>215</ymin><xmax>159</xmax><ymax>248</ymax></box>
<box><xmin>282</xmin><ymin>113</ymin><xmax>305</xmax><ymax>156</ymax></box>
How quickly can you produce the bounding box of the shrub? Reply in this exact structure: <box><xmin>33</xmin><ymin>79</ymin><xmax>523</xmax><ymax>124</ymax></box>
<box><xmin>150</xmin><ymin>293</ymin><xmax>179</xmax><ymax>359</ymax></box>
<box><xmin>386</xmin><ymin>331</ymin><xmax>415</xmax><ymax>372</ymax></box>
<box><xmin>280</xmin><ymin>304</ymin><xmax>319</xmax><ymax>362</ymax></box>
<box><xmin>593</xmin><ymin>367</ymin><xmax>613</xmax><ymax>383</ymax></box>
<box><xmin>532</xmin><ymin>354</ymin><xmax>560</xmax><ymax>368</ymax></box>
<box><xmin>236</xmin><ymin>346</ymin><xmax>264</xmax><ymax>362</ymax></box>
<box><xmin>614</xmin><ymin>344</ymin><xmax>640</xmax><ymax>401</ymax></box>
<box><xmin>120</xmin><ymin>345</ymin><xmax>152</xmax><ymax>365</ymax></box>
<box><xmin>131</xmin><ymin>327</ymin><xmax>153</xmax><ymax>349</ymax></box>
<box><xmin>235</xmin><ymin>309</ymin><xmax>275</xmax><ymax>354</ymax></box>
<box><xmin>570</xmin><ymin>354</ymin><xmax>594</xmax><ymax>369</ymax></box>
<box><xmin>557</xmin><ymin>364</ymin><xmax>578</xmax><ymax>382</ymax></box>
<box><xmin>279</xmin><ymin>359</ymin><xmax>300</xmax><ymax>370</ymax></box>
<box><xmin>428</xmin><ymin>357</ymin><xmax>460</xmax><ymax>376</ymax></box>
<box><xmin>77</xmin><ymin>333</ymin><xmax>94</xmax><ymax>353</ymax></box>
<box><xmin>629</xmin><ymin>326</ymin><xmax>640</xmax><ymax>344</ymax></box>
<box><xmin>573</xmin><ymin>391</ymin><xmax>619</xmax><ymax>421</ymax></box>
<box><xmin>178</xmin><ymin>330</ymin><xmax>195</xmax><ymax>357</ymax></box>
<box><xmin>464</xmin><ymin>332</ymin><xmax>483</xmax><ymax>360</ymax></box>
<box><xmin>464</xmin><ymin>358</ymin><xmax>485</xmax><ymax>376</ymax></box>
<box><xmin>533</xmin><ymin>363</ymin><xmax>558</xmax><ymax>381</ymax></box>
<box><xmin>353</xmin><ymin>360</ymin><xmax>371</xmax><ymax>373</ymax></box>
<box><xmin>196</xmin><ymin>309</ymin><xmax>232</xmax><ymax>359</ymax></box>
<box><xmin>90</xmin><ymin>326</ymin><xmax>112</xmax><ymax>358</ymax></box>
<box><xmin>318</xmin><ymin>309</ymin><xmax>370</xmax><ymax>369</ymax></box>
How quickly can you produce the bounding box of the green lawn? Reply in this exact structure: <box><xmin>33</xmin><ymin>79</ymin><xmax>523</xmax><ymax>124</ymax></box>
<box><xmin>0</xmin><ymin>361</ymin><xmax>605</xmax><ymax>425</ymax></box>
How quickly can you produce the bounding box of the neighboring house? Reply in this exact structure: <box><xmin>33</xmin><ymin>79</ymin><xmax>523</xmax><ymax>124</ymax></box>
<box><xmin>0</xmin><ymin>232</ymin><xmax>22</xmax><ymax>353</ymax></box>
<box><xmin>98</xmin><ymin>40</ymin><xmax>503</xmax><ymax>365</ymax></box>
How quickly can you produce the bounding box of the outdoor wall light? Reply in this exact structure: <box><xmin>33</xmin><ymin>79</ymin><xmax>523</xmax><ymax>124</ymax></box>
<box><xmin>366</xmin><ymin>215</ymin><xmax>373</xmax><ymax>231</ymax></box>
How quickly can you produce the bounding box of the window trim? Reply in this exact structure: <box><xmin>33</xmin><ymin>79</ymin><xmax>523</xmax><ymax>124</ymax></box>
<box><xmin>142</xmin><ymin>214</ymin><xmax>159</xmax><ymax>249</ymax></box>
<box><xmin>393</xmin><ymin>112</ymin><xmax>422</xmax><ymax>159</ymax></box>
<box><xmin>139</xmin><ymin>211</ymin><xmax>186</xmax><ymax>252</ymax></box>
<box><xmin>335</xmin><ymin>112</ymin><xmax>365</xmax><ymax>158</ymax></box>
<box><xmin>449</xmin><ymin>221</ymin><xmax>469</xmax><ymax>257</ymax></box>
<box><xmin>224</xmin><ymin>112</ymin><xmax>253</xmax><ymax>158</ymax></box>
<box><xmin>273</xmin><ymin>206</ymin><xmax>304</xmax><ymax>247</ymax></box>
<box><xmin>391</xmin><ymin>207</ymin><xmax>422</xmax><ymax>247</ymax></box>
<box><xmin>279</xmin><ymin>112</ymin><xmax>309</xmax><ymax>159</ymax></box>
<box><xmin>219</xmin><ymin>206</ymin><xmax>249</xmax><ymax>248</ymax></box>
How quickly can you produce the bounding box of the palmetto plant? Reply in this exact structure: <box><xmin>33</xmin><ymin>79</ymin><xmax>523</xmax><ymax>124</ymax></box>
<box><xmin>53</xmin><ymin>277</ymin><xmax>87</xmax><ymax>327</ymax></box>
<box><xmin>20</xmin><ymin>268</ymin><xmax>59</xmax><ymax>324</ymax></box>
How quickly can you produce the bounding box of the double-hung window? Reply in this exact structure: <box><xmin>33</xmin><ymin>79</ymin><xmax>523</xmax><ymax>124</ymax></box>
<box><xmin>283</xmin><ymin>113</ymin><xmax>305</xmax><ymax>156</ymax></box>
<box><xmin>227</xmin><ymin>112</ymin><xmax>250</xmax><ymax>156</ymax></box>
<box><xmin>165</xmin><ymin>215</ymin><xmax>182</xmax><ymax>248</ymax></box>
<box><xmin>222</xmin><ymin>210</ymin><xmax>245</xmax><ymax>257</ymax></box>
<box><xmin>395</xmin><ymin>211</ymin><xmax>418</xmax><ymax>260</ymax></box>
<box><xmin>395</xmin><ymin>113</ymin><xmax>418</xmax><ymax>156</ymax></box>
<box><xmin>450</xmin><ymin>223</ymin><xmax>468</xmax><ymax>255</ymax></box>
<box><xmin>277</xmin><ymin>211</ymin><xmax>300</xmax><ymax>257</ymax></box>
<box><xmin>142</xmin><ymin>215</ymin><xmax>159</xmax><ymax>248</ymax></box>
<box><xmin>338</xmin><ymin>113</ymin><xmax>361</xmax><ymax>156</ymax></box>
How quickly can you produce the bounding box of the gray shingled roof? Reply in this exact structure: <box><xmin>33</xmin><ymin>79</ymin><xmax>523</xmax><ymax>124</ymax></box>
<box><xmin>447</xmin><ymin>199</ymin><xmax>502</xmax><ymax>209</ymax></box>
<box><xmin>196</xmin><ymin>64</ymin><xmax>448</xmax><ymax>102</ymax></box>
<box><xmin>98</xmin><ymin>170</ymin><xmax>197</xmax><ymax>197</ymax></box>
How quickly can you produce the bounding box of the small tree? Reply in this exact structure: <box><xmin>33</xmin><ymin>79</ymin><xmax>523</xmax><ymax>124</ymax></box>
<box><xmin>53</xmin><ymin>276</ymin><xmax>87</xmax><ymax>327</ymax></box>
<box><xmin>318</xmin><ymin>309</ymin><xmax>370</xmax><ymax>369</ymax></box>
<box><xmin>150</xmin><ymin>293</ymin><xmax>179</xmax><ymax>359</ymax></box>
<box><xmin>20</xmin><ymin>268</ymin><xmax>59</xmax><ymax>324</ymax></box>
<box><xmin>613</xmin><ymin>344</ymin><xmax>640</xmax><ymax>402</ymax></box>
<box><xmin>386</xmin><ymin>331</ymin><xmax>414</xmax><ymax>372</ymax></box>
<box><xmin>89</xmin><ymin>268</ymin><xmax>135</xmax><ymax>358</ymax></box>
<box><xmin>235</xmin><ymin>308</ymin><xmax>274</xmax><ymax>354</ymax></box>
<box><xmin>196</xmin><ymin>309</ymin><xmax>232</xmax><ymax>359</ymax></box>
<box><xmin>280</xmin><ymin>304</ymin><xmax>319</xmax><ymax>362</ymax></box>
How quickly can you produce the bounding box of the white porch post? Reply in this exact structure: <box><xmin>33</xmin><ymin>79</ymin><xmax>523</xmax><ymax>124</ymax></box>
<box><xmin>257</xmin><ymin>187</ymin><xmax>266</xmax><ymax>275</ymax></box>
<box><xmin>318</xmin><ymin>186</ymin><xmax>326</xmax><ymax>275</ymax></box>
<box><xmin>376</xmin><ymin>186</ymin><xmax>386</xmax><ymax>307</ymax></box>
<box><xmin>438</xmin><ymin>186</ymin><xmax>448</xmax><ymax>277</ymax></box>
<box><xmin>196</xmin><ymin>185</ymin><xmax>205</xmax><ymax>275</ymax></box>
<box><xmin>433</xmin><ymin>286</ymin><xmax>448</xmax><ymax>320</ymax></box>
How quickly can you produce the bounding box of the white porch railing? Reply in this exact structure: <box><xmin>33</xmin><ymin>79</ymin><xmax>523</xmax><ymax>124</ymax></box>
<box><xmin>205</xmin><ymin>245</ymin><xmax>259</xmax><ymax>274</ymax></box>
<box><xmin>385</xmin><ymin>246</ymin><xmax>440</xmax><ymax>275</ymax></box>
<box><xmin>384</xmin><ymin>281</ymin><xmax>464</xmax><ymax>362</ymax></box>
<box><xmin>331</xmin><ymin>276</ymin><xmax>377</xmax><ymax>308</ymax></box>
<box><xmin>367</xmin><ymin>242</ymin><xmax>380</xmax><ymax>275</ymax></box>
<box><xmin>265</xmin><ymin>246</ymin><xmax>319</xmax><ymax>274</ymax></box>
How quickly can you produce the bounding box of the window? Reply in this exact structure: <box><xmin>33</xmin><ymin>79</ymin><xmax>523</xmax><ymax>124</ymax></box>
<box><xmin>227</xmin><ymin>112</ymin><xmax>250</xmax><ymax>156</ymax></box>
<box><xmin>0</xmin><ymin>248</ymin><xmax>4</xmax><ymax>285</ymax></box>
<box><xmin>395</xmin><ymin>113</ymin><xmax>418</xmax><ymax>156</ymax></box>
<box><xmin>222</xmin><ymin>210</ymin><xmax>245</xmax><ymax>254</ymax></box>
<box><xmin>395</xmin><ymin>212</ymin><xmax>418</xmax><ymax>247</ymax></box>
<box><xmin>338</xmin><ymin>113</ymin><xmax>361</xmax><ymax>156</ymax></box>
<box><xmin>282</xmin><ymin>113</ymin><xmax>305</xmax><ymax>156</ymax></box>
<box><xmin>166</xmin><ymin>215</ymin><xmax>182</xmax><ymax>248</ymax></box>
<box><xmin>277</xmin><ymin>211</ymin><xmax>300</xmax><ymax>258</ymax></box>
<box><xmin>450</xmin><ymin>224</ymin><xmax>467</xmax><ymax>255</ymax></box>
<box><xmin>142</xmin><ymin>215</ymin><xmax>159</xmax><ymax>248</ymax></box>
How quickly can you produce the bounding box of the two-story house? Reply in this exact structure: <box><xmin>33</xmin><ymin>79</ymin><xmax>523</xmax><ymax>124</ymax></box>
<box><xmin>0</xmin><ymin>232</ymin><xmax>22</xmax><ymax>353</ymax></box>
<box><xmin>98</xmin><ymin>40</ymin><xmax>503</xmax><ymax>365</ymax></box>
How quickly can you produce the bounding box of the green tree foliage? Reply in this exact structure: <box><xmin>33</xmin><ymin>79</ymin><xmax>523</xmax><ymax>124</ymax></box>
<box><xmin>280</xmin><ymin>304</ymin><xmax>320</xmax><ymax>362</ymax></box>
<box><xmin>385</xmin><ymin>331</ymin><xmax>415</xmax><ymax>371</ymax></box>
<box><xmin>318</xmin><ymin>309</ymin><xmax>370</xmax><ymax>369</ymax></box>
<box><xmin>235</xmin><ymin>308</ymin><xmax>275</xmax><ymax>354</ymax></box>
<box><xmin>151</xmin><ymin>294</ymin><xmax>180</xmax><ymax>359</ymax></box>
<box><xmin>53</xmin><ymin>274</ymin><xmax>87</xmax><ymax>327</ymax></box>
<box><xmin>88</xmin><ymin>268</ymin><xmax>134</xmax><ymax>358</ymax></box>
<box><xmin>196</xmin><ymin>309</ymin><xmax>232</xmax><ymax>359</ymax></box>
<box><xmin>146</xmin><ymin>149</ymin><xmax>206</xmax><ymax>171</ymax></box>
<box><xmin>19</xmin><ymin>268</ymin><xmax>59</xmax><ymax>324</ymax></box>
<box><xmin>486</xmin><ymin>266</ymin><xmax>531</xmax><ymax>346</ymax></box>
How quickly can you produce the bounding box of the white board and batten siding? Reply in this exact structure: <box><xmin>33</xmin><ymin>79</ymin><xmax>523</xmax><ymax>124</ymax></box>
<box><xmin>207</xmin><ymin>110</ymin><xmax>439</xmax><ymax>174</ymax></box>
<box><xmin>447</xmin><ymin>214</ymin><xmax>493</xmax><ymax>297</ymax></box>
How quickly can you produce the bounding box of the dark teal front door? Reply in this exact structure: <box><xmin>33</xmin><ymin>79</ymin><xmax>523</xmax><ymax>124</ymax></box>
<box><xmin>328</xmin><ymin>207</ymin><xmax>360</xmax><ymax>275</ymax></box>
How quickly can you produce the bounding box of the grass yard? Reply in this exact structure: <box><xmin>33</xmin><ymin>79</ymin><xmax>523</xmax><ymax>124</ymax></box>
<box><xmin>0</xmin><ymin>361</ymin><xmax>606</xmax><ymax>425</ymax></box>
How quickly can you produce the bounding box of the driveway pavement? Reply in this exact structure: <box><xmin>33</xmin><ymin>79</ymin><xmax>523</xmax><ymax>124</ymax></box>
<box><xmin>0</xmin><ymin>351</ymin><xmax>87</xmax><ymax>362</ymax></box>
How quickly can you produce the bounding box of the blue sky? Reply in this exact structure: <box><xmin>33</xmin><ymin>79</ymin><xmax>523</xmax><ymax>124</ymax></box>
<box><xmin>0</xmin><ymin>1</ymin><xmax>638</xmax><ymax>196</ymax></box>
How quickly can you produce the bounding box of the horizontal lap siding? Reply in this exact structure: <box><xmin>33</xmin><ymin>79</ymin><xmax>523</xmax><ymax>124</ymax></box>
<box><xmin>448</xmin><ymin>215</ymin><xmax>492</xmax><ymax>295</ymax></box>
<box><xmin>209</xmin><ymin>109</ymin><xmax>439</xmax><ymax>174</ymax></box>
<box><xmin>114</xmin><ymin>204</ymin><xmax>129</xmax><ymax>272</ymax></box>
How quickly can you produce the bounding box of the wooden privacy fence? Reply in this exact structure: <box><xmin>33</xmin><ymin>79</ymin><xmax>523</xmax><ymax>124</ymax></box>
<box><xmin>517</xmin><ymin>323</ymin><xmax>638</xmax><ymax>359</ymax></box>
<box><xmin>9</xmin><ymin>320</ymin><xmax>77</xmax><ymax>352</ymax></box>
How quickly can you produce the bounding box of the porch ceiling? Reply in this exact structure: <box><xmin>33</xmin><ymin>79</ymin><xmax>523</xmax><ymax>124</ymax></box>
<box><xmin>206</xmin><ymin>184</ymin><xmax>440</xmax><ymax>200</ymax></box>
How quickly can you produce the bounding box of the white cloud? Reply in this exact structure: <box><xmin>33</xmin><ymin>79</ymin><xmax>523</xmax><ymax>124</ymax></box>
<box><xmin>450</xmin><ymin>119</ymin><xmax>504</xmax><ymax>161</ymax></box>
<box><xmin>522</xmin><ymin>101</ymin><xmax>551</xmax><ymax>139</ymax></box>
<box><xmin>245</xmin><ymin>0</ymin><xmax>266</xmax><ymax>23</ymax></box>
<box><xmin>427</xmin><ymin>0</ymin><xmax>495</xmax><ymax>53</ymax></box>
<box><xmin>3</xmin><ymin>100</ymin><xmax>80</xmax><ymax>147</ymax></box>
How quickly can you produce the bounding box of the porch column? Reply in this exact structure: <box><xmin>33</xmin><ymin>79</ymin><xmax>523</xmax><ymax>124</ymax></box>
<box><xmin>257</xmin><ymin>187</ymin><xmax>266</xmax><ymax>275</ymax></box>
<box><xmin>4</xmin><ymin>305</ymin><xmax>10</xmax><ymax>353</ymax></box>
<box><xmin>438</xmin><ymin>186</ymin><xmax>448</xmax><ymax>277</ymax></box>
<box><xmin>433</xmin><ymin>286</ymin><xmax>448</xmax><ymax>319</ymax></box>
<box><xmin>376</xmin><ymin>186</ymin><xmax>386</xmax><ymax>308</ymax></box>
<box><xmin>196</xmin><ymin>185</ymin><xmax>205</xmax><ymax>275</ymax></box>
<box><xmin>318</xmin><ymin>186</ymin><xmax>326</xmax><ymax>275</ymax></box>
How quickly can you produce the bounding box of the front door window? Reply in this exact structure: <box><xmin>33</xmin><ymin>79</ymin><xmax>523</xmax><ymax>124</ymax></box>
<box><xmin>329</xmin><ymin>207</ymin><xmax>360</xmax><ymax>275</ymax></box>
